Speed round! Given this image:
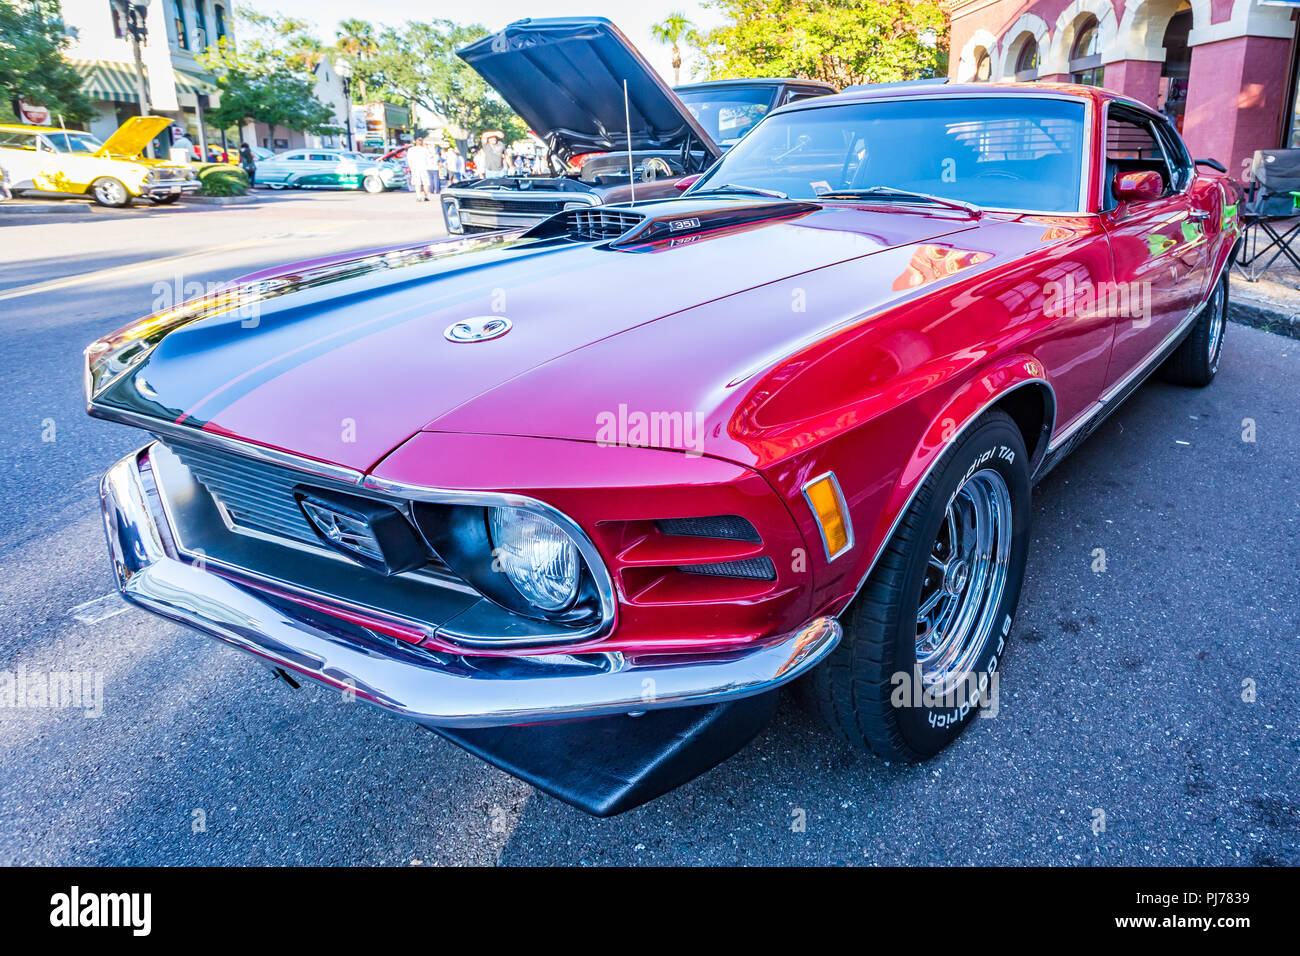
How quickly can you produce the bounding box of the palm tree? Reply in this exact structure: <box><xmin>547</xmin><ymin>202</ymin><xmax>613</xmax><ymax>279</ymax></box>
<box><xmin>651</xmin><ymin>12</ymin><xmax>694</xmax><ymax>86</ymax></box>
<box><xmin>335</xmin><ymin>19</ymin><xmax>378</xmax><ymax>102</ymax></box>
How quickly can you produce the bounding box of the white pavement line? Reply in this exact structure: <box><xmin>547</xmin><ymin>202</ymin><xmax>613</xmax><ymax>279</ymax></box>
<box><xmin>69</xmin><ymin>593</ymin><xmax>129</xmax><ymax>625</ymax></box>
<box><xmin>0</xmin><ymin>237</ymin><xmax>265</xmax><ymax>303</ymax></box>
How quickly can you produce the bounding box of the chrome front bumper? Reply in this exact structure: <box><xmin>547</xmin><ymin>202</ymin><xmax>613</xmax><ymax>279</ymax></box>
<box><xmin>100</xmin><ymin>447</ymin><xmax>841</xmax><ymax>728</ymax></box>
<box><xmin>143</xmin><ymin>181</ymin><xmax>201</xmax><ymax>198</ymax></box>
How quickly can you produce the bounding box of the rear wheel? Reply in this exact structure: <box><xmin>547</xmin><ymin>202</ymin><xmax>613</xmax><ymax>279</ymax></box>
<box><xmin>1160</xmin><ymin>274</ymin><xmax>1227</xmax><ymax>387</ymax></box>
<box><xmin>90</xmin><ymin>177</ymin><xmax>130</xmax><ymax>208</ymax></box>
<box><xmin>799</xmin><ymin>410</ymin><xmax>1031</xmax><ymax>761</ymax></box>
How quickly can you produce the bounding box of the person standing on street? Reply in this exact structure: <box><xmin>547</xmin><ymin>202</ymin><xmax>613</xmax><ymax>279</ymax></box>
<box><xmin>482</xmin><ymin>134</ymin><xmax>507</xmax><ymax>179</ymax></box>
<box><xmin>239</xmin><ymin>143</ymin><xmax>257</xmax><ymax>183</ymax></box>
<box><xmin>407</xmin><ymin>137</ymin><xmax>432</xmax><ymax>202</ymax></box>
<box><xmin>430</xmin><ymin>144</ymin><xmax>443</xmax><ymax>196</ymax></box>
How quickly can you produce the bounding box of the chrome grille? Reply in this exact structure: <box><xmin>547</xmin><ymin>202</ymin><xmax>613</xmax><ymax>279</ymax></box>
<box><xmin>567</xmin><ymin>207</ymin><xmax>643</xmax><ymax>240</ymax></box>
<box><xmin>459</xmin><ymin>195</ymin><xmax>572</xmax><ymax>214</ymax></box>
<box><xmin>162</xmin><ymin>440</ymin><xmax>450</xmax><ymax>576</ymax></box>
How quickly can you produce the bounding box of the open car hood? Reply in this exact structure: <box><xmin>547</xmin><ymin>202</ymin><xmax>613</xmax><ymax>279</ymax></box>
<box><xmin>457</xmin><ymin>17</ymin><xmax>722</xmax><ymax>167</ymax></box>
<box><xmin>95</xmin><ymin>116</ymin><xmax>172</xmax><ymax>159</ymax></box>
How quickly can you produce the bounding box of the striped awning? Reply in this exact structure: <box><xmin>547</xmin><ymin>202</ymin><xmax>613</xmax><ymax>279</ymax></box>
<box><xmin>69</xmin><ymin>60</ymin><xmax>219</xmax><ymax>103</ymax></box>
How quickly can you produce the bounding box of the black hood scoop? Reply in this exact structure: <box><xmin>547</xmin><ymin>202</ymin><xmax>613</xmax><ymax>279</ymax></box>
<box><xmin>525</xmin><ymin>198</ymin><xmax>821</xmax><ymax>247</ymax></box>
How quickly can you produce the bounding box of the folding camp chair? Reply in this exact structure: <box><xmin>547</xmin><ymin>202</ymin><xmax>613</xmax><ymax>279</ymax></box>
<box><xmin>1236</xmin><ymin>148</ymin><xmax>1300</xmax><ymax>281</ymax></box>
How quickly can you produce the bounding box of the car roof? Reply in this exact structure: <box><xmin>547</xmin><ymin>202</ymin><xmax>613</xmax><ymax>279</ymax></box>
<box><xmin>766</xmin><ymin>80</ymin><xmax>1159</xmax><ymax>121</ymax></box>
<box><xmin>674</xmin><ymin>77</ymin><xmax>837</xmax><ymax>91</ymax></box>
<box><xmin>0</xmin><ymin>124</ymin><xmax>95</xmax><ymax>134</ymax></box>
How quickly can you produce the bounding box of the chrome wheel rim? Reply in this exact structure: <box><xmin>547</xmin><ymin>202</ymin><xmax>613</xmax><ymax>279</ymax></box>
<box><xmin>915</xmin><ymin>468</ymin><xmax>1012</xmax><ymax>695</ymax></box>
<box><xmin>1208</xmin><ymin>282</ymin><xmax>1225</xmax><ymax>366</ymax></box>
<box><xmin>95</xmin><ymin>179</ymin><xmax>125</xmax><ymax>205</ymax></box>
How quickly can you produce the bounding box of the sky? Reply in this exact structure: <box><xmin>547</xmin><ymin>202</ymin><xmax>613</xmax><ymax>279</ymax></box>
<box><xmin>259</xmin><ymin>0</ymin><xmax>725</xmax><ymax>85</ymax></box>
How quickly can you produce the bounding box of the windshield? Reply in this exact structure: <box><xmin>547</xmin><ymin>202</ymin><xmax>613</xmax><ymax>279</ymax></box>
<box><xmin>691</xmin><ymin>97</ymin><xmax>1087</xmax><ymax>213</ymax></box>
<box><xmin>676</xmin><ymin>85</ymin><xmax>778</xmax><ymax>147</ymax></box>
<box><xmin>44</xmin><ymin>131</ymin><xmax>104</xmax><ymax>153</ymax></box>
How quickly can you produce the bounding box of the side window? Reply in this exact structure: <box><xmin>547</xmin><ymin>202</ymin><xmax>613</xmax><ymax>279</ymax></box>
<box><xmin>309</xmin><ymin>154</ymin><xmax>333</xmax><ymax>162</ymax></box>
<box><xmin>783</xmin><ymin>88</ymin><xmax>822</xmax><ymax>105</ymax></box>
<box><xmin>0</xmin><ymin>131</ymin><xmax>37</xmax><ymax>150</ymax></box>
<box><xmin>283</xmin><ymin>153</ymin><xmax>305</xmax><ymax>162</ymax></box>
<box><xmin>1154</xmin><ymin>119</ymin><xmax>1193</xmax><ymax>191</ymax></box>
<box><xmin>1104</xmin><ymin>110</ymin><xmax>1172</xmax><ymax>207</ymax></box>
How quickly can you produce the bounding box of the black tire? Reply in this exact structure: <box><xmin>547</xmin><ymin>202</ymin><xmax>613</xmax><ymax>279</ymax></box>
<box><xmin>90</xmin><ymin>177</ymin><xmax>130</xmax><ymax>208</ymax></box>
<box><xmin>799</xmin><ymin>409</ymin><xmax>1032</xmax><ymax>761</ymax></box>
<box><xmin>150</xmin><ymin>194</ymin><xmax>181</xmax><ymax>205</ymax></box>
<box><xmin>1159</xmin><ymin>274</ymin><xmax>1227</xmax><ymax>387</ymax></box>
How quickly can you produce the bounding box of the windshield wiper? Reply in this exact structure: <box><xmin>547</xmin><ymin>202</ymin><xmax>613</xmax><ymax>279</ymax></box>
<box><xmin>689</xmin><ymin>183</ymin><xmax>790</xmax><ymax>200</ymax></box>
<box><xmin>817</xmin><ymin>186</ymin><xmax>982</xmax><ymax>218</ymax></box>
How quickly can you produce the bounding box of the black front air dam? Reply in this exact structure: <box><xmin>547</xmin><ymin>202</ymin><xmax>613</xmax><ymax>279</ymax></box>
<box><xmin>431</xmin><ymin>692</ymin><xmax>778</xmax><ymax>816</ymax></box>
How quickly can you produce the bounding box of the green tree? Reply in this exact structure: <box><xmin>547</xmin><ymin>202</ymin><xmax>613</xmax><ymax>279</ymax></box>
<box><xmin>198</xmin><ymin>12</ymin><xmax>340</xmax><ymax>145</ymax></box>
<box><xmin>366</xmin><ymin>21</ymin><xmax>525</xmax><ymax>153</ymax></box>
<box><xmin>0</xmin><ymin>0</ymin><xmax>93</xmax><ymax>124</ymax></box>
<box><xmin>697</xmin><ymin>0</ymin><xmax>947</xmax><ymax>87</ymax></box>
<box><xmin>651</xmin><ymin>12</ymin><xmax>696</xmax><ymax>86</ymax></box>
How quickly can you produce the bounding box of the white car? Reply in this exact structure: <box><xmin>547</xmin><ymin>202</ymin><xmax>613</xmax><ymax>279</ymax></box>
<box><xmin>253</xmin><ymin>148</ymin><xmax>407</xmax><ymax>193</ymax></box>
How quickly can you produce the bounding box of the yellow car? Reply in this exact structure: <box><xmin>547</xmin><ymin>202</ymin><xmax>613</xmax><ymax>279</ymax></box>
<box><xmin>0</xmin><ymin>115</ymin><xmax>199</xmax><ymax>207</ymax></box>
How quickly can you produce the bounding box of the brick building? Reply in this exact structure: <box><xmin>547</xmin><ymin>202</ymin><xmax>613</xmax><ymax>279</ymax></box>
<box><xmin>946</xmin><ymin>0</ymin><xmax>1300</xmax><ymax>176</ymax></box>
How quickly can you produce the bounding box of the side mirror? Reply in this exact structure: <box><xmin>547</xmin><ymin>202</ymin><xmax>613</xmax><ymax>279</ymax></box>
<box><xmin>675</xmin><ymin>173</ymin><xmax>702</xmax><ymax>192</ymax></box>
<box><xmin>1112</xmin><ymin>169</ymin><xmax>1163</xmax><ymax>203</ymax></box>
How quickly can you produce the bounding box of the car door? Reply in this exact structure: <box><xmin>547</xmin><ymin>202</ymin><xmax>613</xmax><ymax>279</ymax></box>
<box><xmin>0</xmin><ymin>130</ymin><xmax>41</xmax><ymax>189</ymax></box>
<box><xmin>1098</xmin><ymin>106</ymin><xmax>1208</xmax><ymax>391</ymax></box>
<box><xmin>274</xmin><ymin>152</ymin><xmax>307</xmax><ymax>185</ymax></box>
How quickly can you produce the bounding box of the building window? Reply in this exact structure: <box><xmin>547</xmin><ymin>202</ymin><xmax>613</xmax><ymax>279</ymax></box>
<box><xmin>194</xmin><ymin>2</ymin><xmax>207</xmax><ymax>49</ymax></box>
<box><xmin>974</xmin><ymin>49</ymin><xmax>991</xmax><ymax>82</ymax></box>
<box><xmin>214</xmin><ymin>4</ymin><xmax>226</xmax><ymax>41</ymax></box>
<box><xmin>1160</xmin><ymin>8</ymin><xmax>1193</xmax><ymax>133</ymax></box>
<box><xmin>1014</xmin><ymin>38</ymin><xmax>1039</xmax><ymax>81</ymax></box>
<box><xmin>1068</xmin><ymin>16</ymin><xmax>1105</xmax><ymax>87</ymax></box>
<box><xmin>110</xmin><ymin>3</ymin><xmax>124</xmax><ymax>38</ymax></box>
<box><xmin>173</xmin><ymin>0</ymin><xmax>189</xmax><ymax>49</ymax></box>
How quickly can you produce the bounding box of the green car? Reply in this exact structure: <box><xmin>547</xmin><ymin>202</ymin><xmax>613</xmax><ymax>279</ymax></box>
<box><xmin>253</xmin><ymin>148</ymin><xmax>408</xmax><ymax>193</ymax></box>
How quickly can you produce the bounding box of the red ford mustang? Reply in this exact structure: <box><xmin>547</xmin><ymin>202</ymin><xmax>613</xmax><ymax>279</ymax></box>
<box><xmin>87</xmin><ymin>83</ymin><xmax>1240</xmax><ymax>815</ymax></box>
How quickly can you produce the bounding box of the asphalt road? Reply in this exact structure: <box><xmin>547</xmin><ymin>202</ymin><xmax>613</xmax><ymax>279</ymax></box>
<box><xmin>0</xmin><ymin>191</ymin><xmax>1296</xmax><ymax>865</ymax></box>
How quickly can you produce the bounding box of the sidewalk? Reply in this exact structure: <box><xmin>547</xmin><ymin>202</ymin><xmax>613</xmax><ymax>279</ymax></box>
<box><xmin>1230</xmin><ymin>226</ymin><xmax>1300</xmax><ymax>339</ymax></box>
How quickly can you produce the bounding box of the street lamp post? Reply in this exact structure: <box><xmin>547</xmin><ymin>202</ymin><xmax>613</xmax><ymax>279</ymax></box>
<box><xmin>113</xmin><ymin>0</ymin><xmax>151</xmax><ymax>120</ymax></box>
<box><xmin>336</xmin><ymin>60</ymin><xmax>354</xmax><ymax>151</ymax></box>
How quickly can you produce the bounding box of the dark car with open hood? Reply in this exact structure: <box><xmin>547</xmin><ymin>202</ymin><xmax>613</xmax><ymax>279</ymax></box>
<box><xmin>440</xmin><ymin>16</ymin><xmax>835</xmax><ymax>234</ymax></box>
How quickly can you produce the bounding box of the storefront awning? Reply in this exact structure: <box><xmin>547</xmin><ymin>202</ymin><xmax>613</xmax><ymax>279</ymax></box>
<box><xmin>69</xmin><ymin>60</ymin><xmax>219</xmax><ymax>106</ymax></box>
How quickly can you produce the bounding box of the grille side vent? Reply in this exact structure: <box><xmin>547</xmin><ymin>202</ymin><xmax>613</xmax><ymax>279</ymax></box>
<box><xmin>569</xmin><ymin>207</ymin><xmax>644</xmax><ymax>240</ymax></box>
<box><xmin>657</xmin><ymin>515</ymin><xmax>761</xmax><ymax>543</ymax></box>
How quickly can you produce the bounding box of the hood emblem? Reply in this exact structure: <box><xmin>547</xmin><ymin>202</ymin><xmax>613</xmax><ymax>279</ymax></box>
<box><xmin>444</xmin><ymin>315</ymin><xmax>512</xmax><ymax>343</ymax></box>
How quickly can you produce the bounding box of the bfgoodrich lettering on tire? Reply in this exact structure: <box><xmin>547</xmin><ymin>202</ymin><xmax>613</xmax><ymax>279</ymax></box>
<box><xmin>799</xmin><ymin>408</ymin><xmax>1032</xmax><ymax>761</ymax></box>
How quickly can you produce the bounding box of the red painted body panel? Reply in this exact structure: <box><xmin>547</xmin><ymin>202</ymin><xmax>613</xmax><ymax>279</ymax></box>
<box><xmin>88</xmin><ymin>84</ymin><xmax>1242</xmax><ymax>658</ymax></box>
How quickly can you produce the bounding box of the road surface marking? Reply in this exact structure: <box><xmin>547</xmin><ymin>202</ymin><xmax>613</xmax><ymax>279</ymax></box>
<box><xmin>70</xmin><ymin>594</ymin><xmax>129</xmax><ymax>625</ymax></box>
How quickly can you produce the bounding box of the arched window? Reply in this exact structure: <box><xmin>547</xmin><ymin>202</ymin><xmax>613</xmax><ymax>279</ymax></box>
<box><xmin>974</xmin><ymin>49</ymin><xmax>991</xmax><ymax>82</ymax></box>
<box><xmin>1069</xmin><ymin>16</ymin><xmax>1105</xmax><ymax>87</ymax></box>
<box><xmin>1014</xmin><ymin>38</ymin><xmax>1039</xmax><ymax>81</ymax></box>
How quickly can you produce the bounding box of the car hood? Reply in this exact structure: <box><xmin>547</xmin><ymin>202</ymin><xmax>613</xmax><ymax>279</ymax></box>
<box><xmin>87</xmin><ymin>201</ymin><xmax>991</xmax><ymax>472</ymax></box>
<box><xmin>95</xmin><ymin>116</ymin><xmax>172</xmax><ymax>159</ymax></box>
<box><xmin>457</xmin><ymin>17</ymin><xmax>721</xmax><ymax>166</ymax></box>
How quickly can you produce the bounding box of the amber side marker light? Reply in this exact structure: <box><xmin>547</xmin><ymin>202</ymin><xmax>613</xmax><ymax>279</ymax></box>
<box><xmin>802</xmin><ymin>471</ymin><xmax>853</xmax><ymax>561</ymax></box>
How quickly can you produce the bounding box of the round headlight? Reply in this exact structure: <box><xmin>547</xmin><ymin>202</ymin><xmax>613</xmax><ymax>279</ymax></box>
<box><xmin>488</xmin><ymin>507</ymin><xmax>580</xmax><ymax>612</ymax></box>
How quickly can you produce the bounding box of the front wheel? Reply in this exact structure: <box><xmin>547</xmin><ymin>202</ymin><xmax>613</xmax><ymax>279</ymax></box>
<box><xmin>90</xmin><ymin>177</ymin><xmax>130</xmax><ymax>208</ymax></box>
<box><xmin>799</xmin><ymin>409</ymin><xmax>1031</xmax><ymax>761</ymax></box>
<box><xmin>363</xmin><ymin>175</ymin><xmax>385</xmax><ymax>194</ymax></box>
<box><xmin>1160</xmin><ymin>274</ymin><xmax>1227</xmax><ymax>387</ymax></box>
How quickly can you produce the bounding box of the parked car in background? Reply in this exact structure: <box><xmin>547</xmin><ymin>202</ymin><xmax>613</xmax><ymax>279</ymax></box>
<box><xmin>0</xmin><ymin>116</ymin><xmax>198</xmax><ymax>207</ymax></box>
<box><xmin>439</xmin><ymin>16</ymin><xmax>835</xmax><ymax>234</ymax></box>
<box><xmin>87</xmin><ymin>82</ymin><xmax>1240</xmax><ymax>816</ymax></box>
<box><xmin>253</xmin><ymin>148</ymin><xmax>408</xmax><ymax>193</ymax></box>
